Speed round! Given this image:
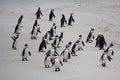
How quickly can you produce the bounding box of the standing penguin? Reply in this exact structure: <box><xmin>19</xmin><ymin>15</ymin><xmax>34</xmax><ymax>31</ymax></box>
<box><xmin>53</xmin><ymin>35</ymin><xmax>59</xmax><ymax>48</ymax></box>
<box><xmin>99</xmin><ymin>35</ymin><xmax>107</xmax><ymax>50</ymax></box>
<box><xmin>76</xmin><ymin>35</ymin><xmax>85</xmax><ymax>51</ymax></box>
<box><xmin>31</xmin><ymin>25</ymin><xmax>41</xmax><ymax>39</ymax></box>
<box><xmin>49</xmin><ymin>23</ymin><xmax>57</xmax><ymax>40</ymax></box>
<box><xmin>100</xmin><ymin>43</ymin><xmax>114</xmax><ymax>67</ymax></box>
<box><xmin>86</xmin><ymin>28</ymin><xmax>95</xmax><ymax>43</ymax></box>
<box><xmin>57</xmin><ymin>32</ymin><xmax>63</xmax><ymax>47</ymax></box>
<box><xmin>71</xmin><ymin>41</ymin><xmax>79</xmax><ymax>56</ymax></box>
<box><xmin>49</xmin><ymin>9</ymin><xmax>55</xmax><ymax>21</ymax></box>
<box><xmin>35</xmin><ymin>7</ymin><xmax>43</xmax><ymax>19</ymax></box>
<box><xmin>52</xmin><ymin>56</ymin><xmax>63</xmax><ymax>72</ymax></box>
<box><xmin>31</xmin><ymin>19</ymin><xmax>38</xmax><ymax>34</ymax></box>
<box><xmin>68</xmin><ymin>13</ymin><xmax>75</xmax><ymax>26</ymax></box>
<box><xmin>21</xmin><ymin>44</ymin><xmax>31</xmax><ymax>61</ymax></box>
<box><xmin>38</xmin><ymin>37</ymin><xmax>47</xmax><ymax>52</ymax></box>
<box><xmin>60</xmin><ymin>14</ymin><xmax>67</xmax><ymax>27</ymax></box>
<box><xmin>44</xmin><ymin>54</ymin><xmax>51</xmax><ymax>68</ymax></box>
<box><xmin>60</xmin><ymin>46</ymin><xmax>71</xmax><ymax>62</ymax></box>
<box><xmin>45</xmin><ymin>44</ymin><xmax>59</xmax><ymax>65</ymax></box>
<box><xmin>11</xmin><ymin>33</ymin><xmax>19</xmax><ymax>50</ymax></box>
<box><xmin>95</xmin><ymin>34</ymin><xmax>101</xmax><ymax>47</ymax></box>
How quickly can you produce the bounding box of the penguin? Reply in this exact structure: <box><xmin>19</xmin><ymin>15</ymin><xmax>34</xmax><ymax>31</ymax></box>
<box><xmin>99</xmin><ymin>34</ymin><xmax>107</xmax><ymax>50</ymax></box>
<box><xmin>49</xmin><ymin>9</ymin><xmax>55</xmax><ymax>21</ymax></box>
<box><xmin>11</xmin><ymin>33</ymin><xmax>19</xmax><ymax>50</ymax></box>
<box><xmin>53</xmin><ymin>35</ymin><xmax>59</xmax><ymax>48</ymax></box>
<box><xmin>104</xmin><ymin>43</ymin><xmax>114</xmax><ymax>61</ymax></box>
<box><xmin>49</xmin><ymin>23</ymin><xmax>57</xmax><ymax>40</ymax></box>
<box><xmin>18</xmin><ymin>15</ymin><xmax>23</xmax><ymax>24</ymax></box>
<box><xmin>60</xmin><ymin>14</ymin><xmax>67</xmax><ymax>27</ymax></box>
<box><xmin>60</xmin><ymin>46</ymin><xmax>71</xmax><ymax>62</ymax></box>
<box><xmin>35</xmin><ymin>7</ymin><xmax>43</xmax><ymax>19</ymax></box>
<box><xmin>95</xmin><ymin>34</ymin><xmax>101</xmax><ymax>47</ymax></box>
<box><xmin>31</xmin><ymin>25</ymin><xmax>41</xmax><ymax>39</ymax></box>
<box><xmin>45</xmin><ymin>44</ymin><xmax>59</xmax><ymax>64</ymax></box>
<box><xmin>100</xmin><ymin>43</ymin><xmax>114</xmax><ymax>67</ymax></box>
<box><xmin>21</xmin><ymin>44</ymin><xmax>31</xmax><ymax>61</ymax></box>
<box><xmin>44</xmin><ymin>54</ymin><xmax>51</xmax><ymax>68</ymax></box>
<box><xmin>38</xmin><ymin>37</ymin><xmax>47</xmax><ymax>52</ymax></box>
<box><xmin>76</xmin><ymin>35</ymin><xmax>85</xmax><ymax>51</ymax></box>
<box><xmin>52</xmin><ymin>56</ymin><xmax>63</xmax><ymax>72</ymax></box>
<box><xmin>57</xmin><ymin>32</ymin><xmax>63</xmax><ymax>47</ymax></box>
<box><xmin>86</xmin><ymin>28</ymin><xmax>95</xmax><ymax>43</ymax></box>
<box><xmin>68</xmin><ymin>13</ymin><xmax>75</xmax><ymax>26</ymax></box>
<box><xmin>31</xmin><ymin>19</ymin><xmax>38</xmax><ymax>34</ymax></box>
<box><xmin>71</xmin><ymin>41</ymin><xmax>79</xmax><ymax>56</ymax></box>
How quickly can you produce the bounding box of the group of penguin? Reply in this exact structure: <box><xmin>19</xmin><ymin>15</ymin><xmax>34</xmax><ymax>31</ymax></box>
<box><xmin>11</xmin><ymin>7</ymin><xmax>114</xmax><ymax>72</ymax></box>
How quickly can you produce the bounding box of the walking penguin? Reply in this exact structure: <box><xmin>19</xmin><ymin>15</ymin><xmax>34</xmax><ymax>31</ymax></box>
<box><xmin>49</xmin><ymin>9</ymin><xmax>55</xmax><ymax>21</ymax></box>
<box><xmin>100</xmin><ymin>43</ymin><xmax>114</xmax><ymax>67</ymax></box>
<box><xmin>21</xmin><ymin>44</ymin><xmax>31</xmax><ymax>61</ymax></box>
<box><xmin>52</xmin><ymin>56</ymin><xmax>63</xmax><ymax>72</ymax></box>
<box><xmin>86</xmin><ymin>28</ymin><xmax>95</xmax><ymax>43</ymax></box>
<box><xmin>35</xmin><ymin>7</ymin><xmax>43</xmax><ymax>19</ymax></box>
<box><xmin>60</xmin><ymin>14</ymin><xmax>67</xmax><ymax>27</ymax></box>
<box><xmin>68</xmin><ymin>13</ymin><xmax>75</xmax><ymax>26</ymax></box>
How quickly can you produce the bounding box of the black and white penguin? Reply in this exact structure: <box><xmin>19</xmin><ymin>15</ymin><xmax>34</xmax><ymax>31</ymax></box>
<box><xmin>31</xmin><ymin>24</ymin><xmax>41</xmax><ymax>39</ymax></box>
<box><xmin>95</xmin><ymin>34</ymin><xmax>101</xmax><ymax>47</ymax></box>
<box><xmin>45</xmin><ymin>44</ymin><xmax>59</xmax><ymax>64</ymax></box>
<box><xmin>100</xmin><ymin>43</ymin><xmax>114</xmax><ymax>67</ymax></box>
<box><xmin>76</xmin><ymin>35</ymin><xmax>85</xmax><ymax>51</ymax></box>
<box><xmin>86</xmin><ymin>28</ymin><xmax>95</xmax><ymax>43</ymax></box>
<box><xmin>44</xmin><ymin>53</ymin><xmax>51</xmax><ymax>68</ymax></box>
<box><xmin>49</xmin><ymin>23</ymin><xmax>57</xmax><ymax>40</ymax></box>
<box><xmin>53</xmin><ymin>35</ymin><xmax>59</xmax><ymax>48</ymax></box>
<box><xmin>21</xmin><ymin>44</ymin><xmax>31</xmax><ymax>61</ymax></box>
<box><xmin>99</xmin><ymin>34</ymin><xmax>107</xmax><ymax>50</ymax></box>
<box><xmin>60</xmin><ymin>46</ymin><xmax>71</xmax><ymax>62</ymax></box>
<box><xmin>38</xmin><ymin>37</ymin><xmax>47</xmax><ymax>52</ymax></box>
<box><xmin>31</xmin><ymin>19</ymin><xmax>38</xmax><ymax>34</ymax></box>
<box><xmin>71</xmin><ymin>41</ymin><xmax>79</xmax><ymax>56</ymax></box>
<box><xmin>57</xmin><ymin>32</ymin><xmax>63</xmax><ymax>47</ymax></box>
<box><xmin>52</xmin><ymin>56</ymin><xmax>63</xmax><ymax>72</ymax></box>
<box><xmin>68</xmin><ymin>13</ymin><xmax>75</xmax><ymax>26</ymax></box>
<box><xmin>11</xmin><ymin>33</ymin><xmax>19</xmax><ymax>50</ymax></box>
<box><xmin>18</xmin><ymin>15</ymin><xmax>23</xmax><ymax>24</ymax></box>
<box><xmin>60</xmin><ymin>14</ymin><xmax>67</xmax><ymax>27</ymax></box>
<box><xmin>49</xmin><ymin>9</ymin><xmax>55</xmax><ymax>21</ymax></box>
<box><xmin>35</xmin><ymin>7</ymin><xmax>43</xmax><ymax>19</ymax></box>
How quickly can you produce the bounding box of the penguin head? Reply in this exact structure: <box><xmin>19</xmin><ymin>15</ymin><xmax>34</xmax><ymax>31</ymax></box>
<box><xmin>55</xmin><ymin>35</ymin><xmax>58</xmax><ymax>37</ymax></box>
<box><xmin>68</xmin><ymin>42</ymin><xmax>72</xmax><ymax>45</ymax></box>
<box><xmin>70</xmin><ymin>13</ymin><xmax>73</xmax><ymax>15</ymax></box>
<box><xmin>25</xmin><ymin>44</ymin><xmax>28</xmax><ymax>48</ymax></box>
<box><xmin>53</xmin><ymin>23</ymin><xmax>55</xmax><ymax>26</ymax></box>
<box><xmin>110</xmin><ymin>43</ymin><xmax>114</xmax><ymax>47</ymax></box>
<box><xmin>79</xmin><ymin>35</ymin><xmax>82</xmax><ymax>37</ymax></box>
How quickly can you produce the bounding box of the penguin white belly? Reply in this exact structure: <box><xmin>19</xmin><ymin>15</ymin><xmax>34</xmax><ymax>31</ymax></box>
<box><xmin>108</xmin><ymin>49</ymin><xmax>113</xmax><ymax>57</ymax></box>
<box><xmin>54</xmin><ymin>59</ymin><xmax>60</xmax><ymax>68</ymax></box>
<box><xmin>78</xmin><ymin>42</ymin><xmax>83</xmax><ymax>48</ymax></box>
<box><xmin>103</xmin><ymin>54</ymin><xmax>108</xmax><ymax>63</ymax></box>
<box><xmin>63</xmin><ymin>50</ymin><xmax>69</xmax><ymax>59</ymax></box>
<box><xmin>45</xmin><ymin>57</ymin><xmax>51</xmax><ymax>66</ymax></box>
